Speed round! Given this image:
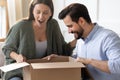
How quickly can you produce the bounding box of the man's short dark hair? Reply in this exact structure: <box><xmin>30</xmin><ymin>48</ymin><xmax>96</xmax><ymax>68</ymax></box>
<box><xmin>58</xmin><ymin>3</ymin><xmax>92</xmax><ymax>23</ymax></box>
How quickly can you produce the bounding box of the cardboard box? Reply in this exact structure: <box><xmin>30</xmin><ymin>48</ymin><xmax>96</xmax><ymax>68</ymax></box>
<box><xmin>0</xmin><ymin>56</ymin><xmax>85</xmax><ymax>80</ymax></box>
<box><xmin>23</xmin><ymin>56</ymin><xmax>85</xmax><ymax>80</ymax></box>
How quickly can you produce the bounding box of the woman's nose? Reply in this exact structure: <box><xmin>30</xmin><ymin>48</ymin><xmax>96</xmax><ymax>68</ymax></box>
<box><xmin>39</xmin><ymin>13</ymin><xmax>44</xmax><ymax>20</ymax></box>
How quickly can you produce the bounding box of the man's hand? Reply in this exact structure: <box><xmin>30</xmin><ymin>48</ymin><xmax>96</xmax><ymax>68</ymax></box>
<box><xmin>76</xmin><ymin>57</ymin><xmax>92</xmax><ymax>65</ymax></box>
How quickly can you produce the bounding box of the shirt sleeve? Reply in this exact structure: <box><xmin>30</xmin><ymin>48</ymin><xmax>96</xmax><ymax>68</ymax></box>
<box><xmin>104</xmin><ymin>32</ymin><xmax>120</xmax><ymax>74</ymax></box>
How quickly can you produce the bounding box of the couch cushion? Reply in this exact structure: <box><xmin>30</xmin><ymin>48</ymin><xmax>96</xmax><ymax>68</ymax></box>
<box><xmin>0</xmin><ymin>42</ymin><xmax>5</xmax><ymax>76</ymax></box>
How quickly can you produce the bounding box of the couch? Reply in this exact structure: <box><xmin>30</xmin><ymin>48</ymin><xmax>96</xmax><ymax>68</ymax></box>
<box><xmin>0</xmin><ymin>42</ymin><xmax>5</xmax><ymax>76</ymax></box>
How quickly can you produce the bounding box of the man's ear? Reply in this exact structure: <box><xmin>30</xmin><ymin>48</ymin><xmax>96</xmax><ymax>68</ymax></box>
<box><xmin>78</xmin><ymin>17</ymin><xmax>85</xmax><ymax>25</ymax></box>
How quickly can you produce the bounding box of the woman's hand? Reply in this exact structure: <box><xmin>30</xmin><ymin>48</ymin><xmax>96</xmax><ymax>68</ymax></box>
<box><xmin>16</xmin><ymin>54</ymin><xmax>26</xmax><ymax>63</ymax></box>
<box><xmin>42</xmin><ymin>54</ymin><xmax>58</xmax><ymax>60</ymax></box>
<box><xmin>10</xmin><ymin>51</ymin><xmax>26</xmax><ymax>63</ymax></box>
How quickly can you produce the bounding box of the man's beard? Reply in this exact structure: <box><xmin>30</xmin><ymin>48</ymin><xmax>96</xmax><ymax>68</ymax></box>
<box><xmin>74</xmin><ymin>30</ymin><xmax>83</xmax><ymax>39</ymax></box>
<box><xmin>72</xmin><ymin>25</ymin><xmax>84</xmax><ymax>39</ymax></box>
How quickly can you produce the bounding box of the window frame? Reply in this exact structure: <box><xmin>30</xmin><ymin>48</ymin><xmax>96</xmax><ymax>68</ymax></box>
<box><xmin>0</xmin><ymin>0</ymin><xmax>9</xmax><ymax>42</ymax></box>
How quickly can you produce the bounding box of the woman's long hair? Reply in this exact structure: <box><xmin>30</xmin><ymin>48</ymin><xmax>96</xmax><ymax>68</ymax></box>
<box><xmin>28</xmin><ymin>0</ymin><xmax>54</xmax><ymax>21</ymax></box>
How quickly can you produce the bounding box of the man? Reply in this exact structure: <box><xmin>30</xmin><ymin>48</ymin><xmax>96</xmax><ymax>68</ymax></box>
<box><xmin>58</xmin><ymin>3</ymin><xmax>120</xmax><ymax>80</ymax></box>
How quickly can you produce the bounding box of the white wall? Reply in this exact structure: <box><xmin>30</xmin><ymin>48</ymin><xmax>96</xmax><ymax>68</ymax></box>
<box><xmin>98</xmin><ymin>0</ymin><xmax>120</xmax><ymax>35</ymax></box>
<box><xmin>7</xmin><ymin>0</ymin><xmax>120</xmax><ymax>41</ymax></box>
<box><xmin>53</xmin><ymin>0</ymin><xmax>120</xmax><ymax>42</ymax></box>
<box><xmin>53</xmin><ymin>0</ymin><xmax>98</xmax><ymax>42</ymax></box>
<box><xmin>53</xmin><ymin>0</ymin><xmax>75</xmax><ymax>42</ymax></box>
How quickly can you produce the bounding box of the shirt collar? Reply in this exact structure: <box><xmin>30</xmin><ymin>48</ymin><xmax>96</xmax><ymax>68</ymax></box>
<box><xmin>84</xmin><ymin>23</ymin><xmax>99</xmax><ymax>42</ymax></box>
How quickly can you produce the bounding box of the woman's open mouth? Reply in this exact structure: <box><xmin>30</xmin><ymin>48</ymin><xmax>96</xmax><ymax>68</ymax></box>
<box><xmin>38</xmin><ymin>20</ymin><xmax>45</xmax><ymax>24</ymax></box>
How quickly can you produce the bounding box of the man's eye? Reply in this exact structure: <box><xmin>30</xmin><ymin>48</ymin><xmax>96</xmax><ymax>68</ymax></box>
<box><xmin>67</xmin><ymin>25</ymin><xmax>72</xmax><ymax>28</ymax></box>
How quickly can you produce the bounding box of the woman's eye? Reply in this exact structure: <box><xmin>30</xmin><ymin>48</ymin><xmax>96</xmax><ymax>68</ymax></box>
<box><xmin>43</xmin><ymin>12</ymin><xmax>49</xmax><ymax>15</ymax></box>
<box><xmin>36</xmin><ymin>11</ymin><xmax>40</xmax><ymax>14</ymax></box>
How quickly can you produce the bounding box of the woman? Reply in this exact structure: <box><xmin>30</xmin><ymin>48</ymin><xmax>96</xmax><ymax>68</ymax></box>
<box><xmin>2</xmin><ymin>0</ymin><xmax>76</xmax><ymax>80</ymax></box>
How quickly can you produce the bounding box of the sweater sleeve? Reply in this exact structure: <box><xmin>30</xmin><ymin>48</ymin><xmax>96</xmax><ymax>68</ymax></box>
<box><xmin>2</xmin><ymin>23</ymin><xmax>20</xmax><ymax>59</ymax></box>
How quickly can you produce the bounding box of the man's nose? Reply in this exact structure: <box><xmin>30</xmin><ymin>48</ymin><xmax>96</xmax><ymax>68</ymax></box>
<box><xmin>68</xmin><ymin>28</ymin><xmax>72</xmax><ymax>33</ymax></box>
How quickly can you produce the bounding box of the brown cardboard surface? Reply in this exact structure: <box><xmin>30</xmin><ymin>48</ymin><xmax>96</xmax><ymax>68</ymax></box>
<box><xmin>27</xmin><ymin>56</ymin><xmax>69</xmax><ymax>63</ymax></box>
<box><xmin>23</xmin><ymin>56</ymin><xmax>84</xmax><ymax>80</ymax></box>
<box><xmin>30</xmin><ymin>62</ymin><xmax>84</xmax><ymax>69</ymax></box>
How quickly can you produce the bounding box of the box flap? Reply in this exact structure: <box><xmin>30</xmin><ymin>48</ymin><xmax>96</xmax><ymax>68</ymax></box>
<box><xmin>0</xmin><ymin>62</ymin><xmax>29</xmax><ymax>72</ymax></box>
<box><xmin>27</xmin><ymin>56</ymin><xmax>69</xmax><ymax>63</ymax></box>
<box><xmin>31</xmin><ymin>62</ymin><xmax>85</xmax><ymax>69</ymax></box>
